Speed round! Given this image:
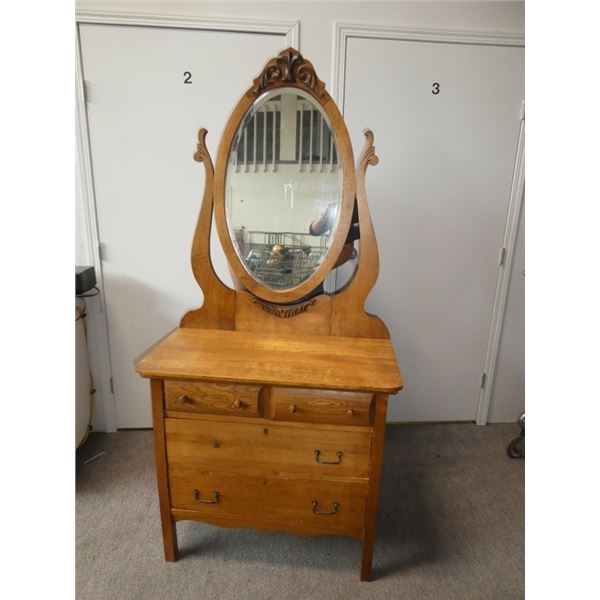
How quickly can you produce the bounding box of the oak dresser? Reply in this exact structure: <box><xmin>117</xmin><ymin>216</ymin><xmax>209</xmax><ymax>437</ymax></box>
<box><xmin>135</xmin><ymin>48</ymin><xmax>403</xmax><ymax>581</ymax></box>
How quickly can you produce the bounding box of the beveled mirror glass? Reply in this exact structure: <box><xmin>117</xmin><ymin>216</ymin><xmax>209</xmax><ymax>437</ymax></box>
<box><xmin>225</xmin><ymin>88</ymin><xmax>343</xmax><ymax>290</ymax></box>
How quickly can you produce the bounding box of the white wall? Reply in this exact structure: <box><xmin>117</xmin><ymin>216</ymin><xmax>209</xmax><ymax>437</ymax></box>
<box><xmin>76</xmin><ymin>1</ymin><xmax>524</xmax><ymax>429</ymax></box>
<box><xmin>77</xmin><ymin>2</ymin><xmax>525</xmax><ymax>77</ymax></box>
<box><xmin>230</xmin><ymin>166</ymin><xmax>342</xmax><ymax>233</ymax></box>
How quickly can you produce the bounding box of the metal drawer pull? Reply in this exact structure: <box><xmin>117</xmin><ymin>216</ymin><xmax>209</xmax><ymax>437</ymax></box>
<box><xmin>312</xmin><ymin>500</ymin><xmax>339</xmax><ymax>515</ymax></box>
<box><xmin>193</xmin><ymin>489</ymin><xmax>220</xmax><ymax>504</ymax></box>
<box><xmin>314</xmin><ymin>449</ymin><xmax>343</xmax><ymax>464</ymax></box>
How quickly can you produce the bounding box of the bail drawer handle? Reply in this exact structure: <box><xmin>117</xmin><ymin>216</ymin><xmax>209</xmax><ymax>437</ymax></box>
<box><xmin>314</xmin><ymin>449</ymin><xmax>343</xmax><ymax>465</ymax></box>
<box><xmin>193</xmin><ymin>489</ymin><xmax>220</xmax><ymax>504</ymax></box>
<box><xmin>312</xmin><ymin>500</ymin><xmax>339</xmax><ymax>515</ymax></box>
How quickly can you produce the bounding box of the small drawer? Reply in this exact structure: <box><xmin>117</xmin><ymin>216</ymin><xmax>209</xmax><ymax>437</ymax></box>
<box><xmin>169</xmin><ymin>468</ymin><xmax>367</xmax><ymax>538</ymax></box>
<box><xmin>164</xmin><ymin>380</ymin><xmax>262</xmax><ymax>418</ymax></box>
<box><xmin>270</xmin><ymin>387</ymin><xmax>373</xmax><ymax>426</ymax></box>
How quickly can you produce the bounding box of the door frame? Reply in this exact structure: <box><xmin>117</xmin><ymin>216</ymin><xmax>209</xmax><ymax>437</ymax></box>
<box><xmin>75</xmin><ymin>9</ymin><xmax>300</xmax><ymax>431</ymax></box>
<box><xmin>331</xmin><ymin>22</ymin><xmax>525</xmax><ymax>424</ymax></box>
<box><xmin>331</xmin><ymin>22</ymin><xmax>523</xmax><ymax>112</ymax></box>
<box><xmin>476</xmin><ymin>114</ymin><xmax>525</xmax><ymax>425</ymax></box>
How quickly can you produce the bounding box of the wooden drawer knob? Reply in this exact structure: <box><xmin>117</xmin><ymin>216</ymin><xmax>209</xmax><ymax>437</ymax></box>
<box><xmin>177</xmin><ymin>395</ymin><xmax>191</xmax><ymax>404</ymax></box>
<box><xmin>232</xmin><ymin>399</ymin><xmax>244</xmax><ymax>410</ymax></box>
<box><xmin>346</xmin><ymin>409</ymin><xmax>355</xmax><ymax>418</ymax></box>
<box><xmin>211</xmin><ymin>440</ymin><xmax>220</xmax><ymax>448</ymax></box>
<box><xmin>289</xmin><ymin>404</ymin><xmax>297</xmax><ymax>413</ymax></box>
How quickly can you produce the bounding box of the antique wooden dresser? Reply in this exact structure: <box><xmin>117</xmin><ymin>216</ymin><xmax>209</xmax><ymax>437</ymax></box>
<box><xmin>135</xmin><ymin>48</ymin><xmax>403</xmax><ymax>581</ymax></box>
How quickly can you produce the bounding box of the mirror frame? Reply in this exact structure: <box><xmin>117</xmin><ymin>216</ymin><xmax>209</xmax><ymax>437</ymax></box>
<box><xmin>213</xmin><ymin>48</ymin><xmax>356</xmax><ymax>304</ymax></box>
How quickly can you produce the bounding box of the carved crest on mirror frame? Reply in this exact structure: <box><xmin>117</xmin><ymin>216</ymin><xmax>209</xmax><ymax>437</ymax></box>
<box><xmin>251</xmin><ymin>48</ymin><xmax>327</xmax><ymax>99</ymax></box>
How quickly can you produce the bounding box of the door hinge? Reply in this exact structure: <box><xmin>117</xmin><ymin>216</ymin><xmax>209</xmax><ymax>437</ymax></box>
<box><xmin>109</xmin><ymin>376</ymin><xmax>114</xmax><ymax>395</ymax></box>
<box><xmin>499</xmin><ymin>247</ymin><xmax>507</xmax><ymax>267</ymax></box>
<box><xmin>83</xmin><ymin>80</ymin><xmax>93</xmax><ymax>103</ymax></box>
<box><xmin>480</xmin><ymin>373</ymin><xmax>487</xmax><ymax>389</ymax></box>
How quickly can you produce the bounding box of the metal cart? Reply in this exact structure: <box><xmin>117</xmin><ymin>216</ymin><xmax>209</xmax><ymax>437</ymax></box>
<box><xmin>239</xmin><ymin>230</ymin><xmax>328</xmax><ymax>289</ymax></box>
<box><xmin>507</xmin><ymin>412</ymin><xmax>525</xmax><ymax>458</ymax></box>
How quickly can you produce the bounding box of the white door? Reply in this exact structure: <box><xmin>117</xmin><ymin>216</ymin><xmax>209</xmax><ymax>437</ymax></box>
<box><xmin>79</xmin><ymin>24</ymin><xmax>288</xmax><ymax>428</ymax></box>
<box><xmin>343</xmin><ymin>37</ymin><xmax>524</xmax><ymax>422</ymax></box>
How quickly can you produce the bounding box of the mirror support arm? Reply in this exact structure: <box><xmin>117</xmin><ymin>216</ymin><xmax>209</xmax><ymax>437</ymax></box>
<box><xmin>331</xmin><ymin>129</ymin><xmax>389</xmax><ymax>339</ymax></box>
<box><xmin>180</xmin><ymin>129</ymin><xmax>236</xmax><ymax>329</ymax></box>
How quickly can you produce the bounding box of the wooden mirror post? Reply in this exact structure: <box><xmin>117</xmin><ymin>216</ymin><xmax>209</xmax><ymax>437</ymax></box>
<box><xmin>136</xmin><ymin>48</ymin><xmax>403</xmax><ymax>581</ymax></box>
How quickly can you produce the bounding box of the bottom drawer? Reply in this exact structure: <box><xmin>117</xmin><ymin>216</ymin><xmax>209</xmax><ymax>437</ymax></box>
<box><xmin>169</xmin><ymin>468</ymin><xmax>367</xmax><ymax>538</ymax></box>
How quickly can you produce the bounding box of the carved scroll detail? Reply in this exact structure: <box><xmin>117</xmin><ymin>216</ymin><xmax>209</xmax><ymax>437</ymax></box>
<box><xmin>360</xmin><ymin>129</ymin><xmax>379</xmax><ymax>170</ymax></box>
<box><xmin>193</xmin><ymin>128</ymin><xmax>210</xmax><ymax>164</ymax></box>
<box><xmin>251</xmin><ymin>48</ymin><xmax>326</xmax><ymax>98</ymax></box>
<box><xmin>252</xmin><ymin>297</ymin><xmax>316</xmax><ymax>318</ymax></box>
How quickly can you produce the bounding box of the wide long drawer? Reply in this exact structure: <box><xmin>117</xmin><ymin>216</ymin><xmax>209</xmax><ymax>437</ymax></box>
<box><xmin>169</xmin><ymin>468</ymin><xmax>367</xmax><ymax>538</ymax></box>
<box><xmin>165</xmin><ymin>418</ymin><xmax>372</xmax><ymax>480</ymax></box>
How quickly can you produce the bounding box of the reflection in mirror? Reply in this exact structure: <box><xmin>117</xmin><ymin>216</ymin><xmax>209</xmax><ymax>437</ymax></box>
<box><xmin>225</xmin><ymin>88</ymin><xmax>343</xmax><ymax>291</ymax></box>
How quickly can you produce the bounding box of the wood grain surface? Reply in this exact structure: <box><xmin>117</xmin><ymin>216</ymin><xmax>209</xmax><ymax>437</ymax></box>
<box><xmin>150</xmin><ymin>379</ymin><xmax>178</xmax><ymax>561</ymax></box>
<box><xmin>234</xmin><ymin>290</ymin><xmax>333</xmax><ymax>336</ymax></box>
<box><xmin>165</xmin><ymin>417</ymin><xmax>371</xmax><ymax>480</ymax></box>
<box><xmin>135</xmin><ymin>328</ymin><xmax>403</xmax><ymax>393</ymax></box>
<box><xmin>180</xmin><ymin>128</ymin><xmax>236</xmax><ymax>329</ymax></box>
<box><xmin>331</xmin><ymin>129</ymin><xmax>389</xmax><ymax>339</ymax></box>
<box><xmin>360</xmin><ymin>394</ymin><xmax>389</xmax><ymax>581</ymax></box>
<box><xmin>164</xmin><ymin>380</ymin><xmax>262</xmax><ymax>417</ymax></box>
<box><xmin>169</xmin><ymin>467</ymin><xmax>367</xmax><ymax>538</ymax></box>
<box><xmin>270</xmin><ymin>387</ymin><xmax>373</xmax><ymax>426</ymax></box>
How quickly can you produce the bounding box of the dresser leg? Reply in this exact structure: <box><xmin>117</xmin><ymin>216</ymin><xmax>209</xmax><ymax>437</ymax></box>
<box><xmin>161</xmin><ymin>518</ymin><xmax>179</xmax><ymax>562</ymax></box>
<box><xmin>360</xmin><ymin>533</ymin><xmax>375</xmax><ymax>581</ymax></box>
<box><xmin>360</xmin><ymin>394</ymin><xmax>388</xmax><ymax>581</ymax></box>
<box><xmin>151</xmin><ymin>378</ymin><xmax>179</xmax><ymax>562</ymax></box>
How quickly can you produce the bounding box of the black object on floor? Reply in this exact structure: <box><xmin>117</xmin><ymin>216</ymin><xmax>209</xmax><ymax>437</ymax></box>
<box><xmin>76</xmin><ymin>265</ymin><xmax>97</xmax><ymax>295</ymax></box>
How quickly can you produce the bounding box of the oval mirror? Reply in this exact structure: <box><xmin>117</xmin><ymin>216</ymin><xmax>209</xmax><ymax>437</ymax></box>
<box><xmin>224</xmin><ymin>88</ymin><xmax>344</xmax><ymax>292</ymax></box>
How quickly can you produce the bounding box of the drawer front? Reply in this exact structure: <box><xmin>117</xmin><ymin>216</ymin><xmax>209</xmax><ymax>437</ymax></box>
<box><xmin>164</xmin><ymin>380</ymin><xmax>261</xmax><ymax>418</ymax></box>
<box><xmin>169</xmin><ymin>468</ymin><xmax>367</xmax><ymax>537</ymax></box>
<box><xmin>165</xmin><ymin>418</ymin><xmax>371</xmax><ymax>480</ymax></box>
<box><xmin>270</xmin><ymin>387</ymin><xmax>373</xmax><ymax>426</ymax></box>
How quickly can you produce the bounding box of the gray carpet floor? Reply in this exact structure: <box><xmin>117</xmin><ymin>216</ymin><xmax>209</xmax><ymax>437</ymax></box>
<box><xmin>76</xmin><ymin>423</ymin><xmax>524</xmax><ymax>599</ymax></box>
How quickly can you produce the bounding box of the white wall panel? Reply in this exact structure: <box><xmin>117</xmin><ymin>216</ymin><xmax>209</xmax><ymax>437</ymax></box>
<box><xmin>343</xmin><ymin>36</ymin><xmax>524</xmax><ymax>422</ymax></box>
<box><xmin>79</xmin><ymin>24</ymin><xmax>288</xmax><ymax>427</ymax></box>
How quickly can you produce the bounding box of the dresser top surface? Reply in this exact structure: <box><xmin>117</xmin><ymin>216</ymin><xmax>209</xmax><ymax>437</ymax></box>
<box><xmin>135</xmin><ymin>328</ymin><xmax>403</xmax><ymax>394</ymax></box>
